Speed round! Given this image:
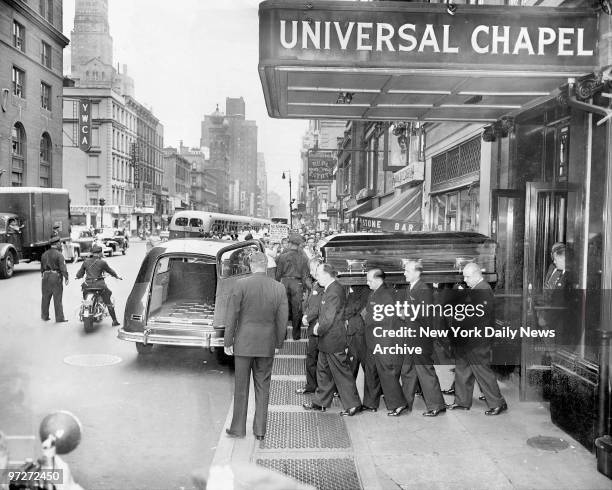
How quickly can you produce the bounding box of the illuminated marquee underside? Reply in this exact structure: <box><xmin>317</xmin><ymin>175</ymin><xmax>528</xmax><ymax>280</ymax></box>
<box><xmin>258</xmin><ymin>1</ymin><xmax>598</xmax><ymax>122</ymax></box>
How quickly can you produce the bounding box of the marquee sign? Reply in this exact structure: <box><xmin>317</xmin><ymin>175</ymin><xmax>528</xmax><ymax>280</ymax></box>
<box><xmin>259</xmin><ymin>1</ymin><xmax>599</xmax><ymax>122</ymax></box>
<box><xmin>261</xmin><ymin>2</ymin><xmax>596</xmax><ymax>69</ymax></box>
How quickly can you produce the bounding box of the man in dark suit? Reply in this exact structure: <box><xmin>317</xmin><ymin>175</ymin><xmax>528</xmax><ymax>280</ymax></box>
<box><xmin>363</xmin><ymin>269</ymin><xmax>407</xmax><ymax>416</ymax></box>
<box><xmin>303</xmin><ymin>264</ymin><xmax>362</xmax><ymax>416</ymax></box>
<box><xmin>276</xmin><ymin>234</ymin><xmax>310</xmax><ymax>340</ymax></box>
<box><xmin>296</xmin><ymin>258</ymin><xmax>324</xmax><ymax>394</ymax></box>
<box><xmin>399</xmin><ymin>259</ymin><xmax>446</xmax><ymax>417</ymax></box>
<box><xmin>344</xmin><ymin>284</ymin><xmax>371</xmax><ymax>379</ymax></box>
<box><xmin>447</xmin><ymin>262</ymin><xmax>507</xmax><ymax>415</ymax></box>
<box><xmin>224</xmin><ymin>252</ymin><xmax>289</xmax><ymax>440</ymax></box>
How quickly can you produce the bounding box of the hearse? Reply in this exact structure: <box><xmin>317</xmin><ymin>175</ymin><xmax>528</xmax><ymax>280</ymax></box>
<box><xmin>118</xmin><ymin>238</ymin><xmax>264</xmax><ymax>356</ymax></box>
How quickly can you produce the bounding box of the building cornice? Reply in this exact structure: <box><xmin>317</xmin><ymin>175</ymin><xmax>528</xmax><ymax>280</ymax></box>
<box><xmin>6</xmin><ymin>0</ymin><xmax>70</xmax><ymax>47</ymax></box>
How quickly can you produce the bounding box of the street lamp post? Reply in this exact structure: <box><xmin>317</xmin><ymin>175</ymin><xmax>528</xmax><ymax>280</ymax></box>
<box><xmin>282</xmin><ymin>171</ymin><xmax>293</xmax><ymax>230</ymax></box>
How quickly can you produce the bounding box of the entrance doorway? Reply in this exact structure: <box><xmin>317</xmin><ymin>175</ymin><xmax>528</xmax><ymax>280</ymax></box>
<box><xmin>521</xmin><ymin>182</ymin><xmax>576</xmax><ymax>401</ymax></box>
<box><xmin>491</xmin><ymin>190</ymin><xmax>525</xmax><ymax>369</ymax></box>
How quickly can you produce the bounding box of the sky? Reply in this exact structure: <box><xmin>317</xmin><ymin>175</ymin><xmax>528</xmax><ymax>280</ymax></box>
<box><xmin>61</xmin><ymin>0</ymin><xmax>308</xmax><ymax>212</ymax></box>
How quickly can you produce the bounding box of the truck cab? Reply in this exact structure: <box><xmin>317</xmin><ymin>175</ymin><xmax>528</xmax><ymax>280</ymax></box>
<box><xmin>0</xmin><ymin>187</ymin><xmax>70</xmax><ymax>279</ymax></box>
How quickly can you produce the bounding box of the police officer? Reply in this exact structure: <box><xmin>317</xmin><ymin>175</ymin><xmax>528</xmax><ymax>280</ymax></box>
<box><xmin>75</xmin><ymin>244</ymin><xmax>123</xmax><ymax>326</ymax></box>
<box><xmin>275</xmin><ymin>233</ymin><xmax>310</xmax><ymax>340</ymax></box>
<box><xmin>40</xmin><ymin>236</ymin><xmax>69</xmax><ymax>323</ymax></box>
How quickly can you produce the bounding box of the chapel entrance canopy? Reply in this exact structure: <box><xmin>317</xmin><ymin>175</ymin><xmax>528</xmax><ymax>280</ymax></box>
<box><xmin>259</xmin><ymin>1</ymin><xmax>598</xmax><ymax>122</ymax></box>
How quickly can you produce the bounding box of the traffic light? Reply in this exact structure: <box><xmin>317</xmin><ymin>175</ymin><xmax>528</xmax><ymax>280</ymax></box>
<box><xmin>99</xmin><ymin>198</ymin><xmax>106</xmax><ymax>206</ymax></box>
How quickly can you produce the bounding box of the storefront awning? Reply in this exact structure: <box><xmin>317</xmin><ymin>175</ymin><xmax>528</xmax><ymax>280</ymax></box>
<box><xmin>345</xmin><ymin>200</ymin><xmax>372</xmax><ymax>217</ymax></box>
<box><xmin>358</xmin><ymin>186</ymin><xmax>422</xmax><ymax>232</ymax></box>
<box><xmin>259</xmin><ymin>1</ymin><xmax>598</xmax><ymax>122</ymax></box>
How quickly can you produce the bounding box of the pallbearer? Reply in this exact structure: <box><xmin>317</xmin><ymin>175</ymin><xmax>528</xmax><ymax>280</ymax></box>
<box><xmin>399</xmin><ymin>259</ymin><xmax>446</xmax><ymax>417</ymax></box>
<box><xmin>447</xmin><ymin>263</ymin><xmax>507</xmax><ymax>415</ymax></box>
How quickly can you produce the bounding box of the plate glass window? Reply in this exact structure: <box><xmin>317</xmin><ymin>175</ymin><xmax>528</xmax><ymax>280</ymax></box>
<box><xmin>12</xmin><ymin>66</ymin><xmax>25</xmax><ymax>98</ymax></box>
<box><xmin>13</xmin><ymin>21</ymin><xmax>25</xmax><ymax>51</ymax></box>
<box><xmin>40</xmin><ymin>82</ymin><xmax>51</xmax><ymax>110</ymax></box>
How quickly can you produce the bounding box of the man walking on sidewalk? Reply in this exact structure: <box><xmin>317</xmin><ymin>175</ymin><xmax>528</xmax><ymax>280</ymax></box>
<box><xmin>363</xmin><ymin>269</ymin><xmax>406</xmax><ymax>416</ymax></box>
<box><xmin>40</xmin><ymin>236</ymin><xmax>69</xmax><ymax>323</ymax></box>
<box><xmin>296</xmin><ymin>258</ymin><xmax>324</xmax><ymax>395</ymax></box>
<box><xmin>399</xmin><ymin>259</ymin><xmax>446</xmax><ymax>417</ymax></box>
<box><xmin>303</xmin><ymin>264</ymin><xmax>362</xmax><ymax>416</ymax></box>
<box><xmin>276</xmin><ymin>234</ymin><xmax>310</xmax><ymax>340</ymax></box>
<box><xmin>447</xmin><ymin>262</ymin><xmax>508</xmax><ymax>415</ymax></box>
<box><xmin>224</xmin><ymin>252</ymin><xmax>288</xmax><ymax>440</ymax></box>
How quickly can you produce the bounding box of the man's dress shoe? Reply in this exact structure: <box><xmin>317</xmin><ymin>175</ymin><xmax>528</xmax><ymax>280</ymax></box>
<box><xmin>361</xmin><ymin>405</ymin><xmax>377</xmax><ymax>412</ymax></box>
<box><xmin>339</xmin><ymin>406</ymin><xmax>361</xmax><ymax>416</ymax></box>
<box><xmin>423</xmin><ymin>408</ymin><xmax>446</xmax><ymax>417</ymax></box>
<box><xmin>441</xmin><ymin>388</ymin><xmax>455</xmax><ymax>395</ymax></box>
<box><xmin>303</xmin><ymin>402</ymin><xmax>326</xmax><ymax>412</ymax></box>
<box><xmin>446</xmin><ymin>403</ymin><xmax>470</xmax><ymax>411</ymax></box>
<box><xmin>225</xmin><ymin>429</ymin><xmax>245</xmax><ymax>438</ymax></box>
<box><xmin>295</xmin><ymin>388</ymin><xmax>315</xmax><ymax>394</ymax></box>
<box><xmin>478</xmin><ymin>395</ymin><xmax>486</xmax><ymax>401</ymax></box>
<box><xmin>255</xmin><ymin>435</ymin><xmax>265</xmax><ymax>441</ymax></box>
<box><xmin>387</xmin><ymin>406</ymin><xmax>408</xmax><ymax>417</ymax></box>
<box><xmin>485</xmin><ymin>403</ymin><xmax>508</xmax><ymax>416</ymax></box>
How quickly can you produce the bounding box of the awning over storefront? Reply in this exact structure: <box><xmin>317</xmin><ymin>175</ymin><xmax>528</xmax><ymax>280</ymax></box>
<box><xmin>259</xmin><ymin>1</ymin><xmax>598</xmax><ymax>122</ymax></box>
<box><xmin>345</xmin><ymin>200</ymin><xmax>372</xmax><ymax>217</ymax></box>
<box><xmin>358</xmin><ymin>186</ymin><xmax>422</xmax><ymax>232</ymax></box>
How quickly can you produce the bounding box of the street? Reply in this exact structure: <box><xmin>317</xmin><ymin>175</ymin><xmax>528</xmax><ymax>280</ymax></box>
<box><xmin>0</xmin><ymin>242</ymin><xmax>234</xmax><ymax>490</ymax></box>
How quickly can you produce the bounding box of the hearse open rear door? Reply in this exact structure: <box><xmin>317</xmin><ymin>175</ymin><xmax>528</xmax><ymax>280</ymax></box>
<box><xmin>213</xmin><ymin>241</ymin><xmax>265</xmax><ymax>333</ymax></box>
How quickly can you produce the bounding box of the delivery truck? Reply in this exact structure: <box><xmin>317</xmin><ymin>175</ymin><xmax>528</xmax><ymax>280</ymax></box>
<box><xmin>0</xmin><ymin>187</ymin><xmax>70</xmax><ymax>279</ymax></box>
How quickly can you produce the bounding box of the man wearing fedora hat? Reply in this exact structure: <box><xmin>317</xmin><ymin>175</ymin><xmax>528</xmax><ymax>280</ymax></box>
<box><xmin>40</xmin><ymin>236</ymin><xmax>69</xmax><ymax>323</ymax></box>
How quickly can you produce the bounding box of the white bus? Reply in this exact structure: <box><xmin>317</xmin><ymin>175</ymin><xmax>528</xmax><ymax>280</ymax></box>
<box><xmin>168</xmin><ymin>211</ymin><xmax>271</xmax><ymax>239</ymax></box>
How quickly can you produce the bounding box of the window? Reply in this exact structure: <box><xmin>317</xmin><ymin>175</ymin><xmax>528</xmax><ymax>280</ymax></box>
<box><xmin>87</xmin><ymin>155</ymin><xmax>99</xmax><ymax>177</ymax></box>
<box><xmin>12</xmin><ymin>66</ymin><xmax>25</xmax><ymax>98</ymax></box>
<box><xmin>41</xmin><ymin>41</ymin><xmax>51</xmax><ymax>68</ymax></box>
<box><xmin>175</xmin><ymin>217</ymin><xmax>188</xmax><ymax>226</ymax></box>
<box><xmin>39</xmin><ymin>133</ymin><xmax>51</xmax><ymax>187</ymax></box>
<box><xmin>88</xmin><ymin>189</ymin><xmax>99</xmax><ymax>206</ymax></box>
<box><xmin>11</xmin><ymin>123</ymin><xmax>26</xmax><ymax>187</ymax></box>
<box><xmin>39</xmin><ymin>0</ymin><xmax>53</xmax><ymax>22</ymax></box>
<box><xmin>40</xmin><ymin>82</ymin><xmax>51</xmax><ymax>110</ymax></box>
<box><xmin>430</xmin><ymin>186</ymin><xmax>479</xmax><ymax>232</ymax></box>
<box><xmin>13</xmin><ymin>21</ymin><xmax>25</xmax><ymax>51</ymax></box>
<box><xmin>91</xmin><ymin>127</ymin><xmax>99</xmax><ymax>147</ymax></box>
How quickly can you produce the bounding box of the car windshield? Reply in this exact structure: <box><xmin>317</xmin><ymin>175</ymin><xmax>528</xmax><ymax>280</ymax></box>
<box><xmin>0</xmin><ymin>216</ymin><xmax>7</xmax><ymax>230</ymax></box>
<box><xmin>98</xmin><ymin>228</ymin><xmax>115</xmax><ymax>238</ymax></box>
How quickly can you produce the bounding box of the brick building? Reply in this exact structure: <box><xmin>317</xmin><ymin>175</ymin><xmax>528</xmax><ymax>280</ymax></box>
<box><xmin>0</xmin><ymin>0</ymin><xmax>69</xmax><ymax>187</ymax></box>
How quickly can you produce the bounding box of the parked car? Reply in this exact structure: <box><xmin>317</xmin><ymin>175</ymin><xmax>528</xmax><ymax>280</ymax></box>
<box><xmin>68</xmin><ymin>227</ymin><xmax>113</xmax><ymax>260</ymax></box>
<box><xmin>95</xmin><ymin>228</ymin><xmax>125</xmax><ymax>256</ymax></box>
<box><xmin>118</xmin><ymin>238</ymin><xmax>265</xmax><ymax>356</ymax></box>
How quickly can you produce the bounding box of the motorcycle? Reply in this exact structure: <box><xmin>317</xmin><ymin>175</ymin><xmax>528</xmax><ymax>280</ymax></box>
<box><xmin>78</xmin><ymin>275</ymin><xmax>122</xmax><ymax>333</ymax></box>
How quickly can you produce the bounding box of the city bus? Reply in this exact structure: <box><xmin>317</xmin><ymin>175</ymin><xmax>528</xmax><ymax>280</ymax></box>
<box><xmin>168</xmin><ymin>211</ymin><xmax>271</xmax><ymax>239</ymax></box>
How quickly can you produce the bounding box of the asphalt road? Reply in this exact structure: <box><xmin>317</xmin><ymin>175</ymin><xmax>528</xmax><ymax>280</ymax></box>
<box><xmin>0</xmin><ymin>242</ymin><xmax>234</xmax><ymax>490</ymax></box>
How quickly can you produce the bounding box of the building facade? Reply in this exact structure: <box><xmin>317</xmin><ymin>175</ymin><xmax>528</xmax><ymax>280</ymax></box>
<box><xmin>201</xmin><ymin>98</ymin><xmax>259</xmax><ymax>215</ymax></box>
<box><xmin>300</xmin><ymin>120</ymin><xmax>345</xmax><ymax>230</ymax></box>
<box><xmin>177</xmin><ymin>142</ymin><xmax>217</xmax><ymax>212</ymax></box>
<box><xmin>62</xmin><ymin>86</ymin><xmax>136</xmax><ymax>229</ymax></box>
<box><xmin>0</xmin><ymin>0</ymin><xmax>69</xmax><ymax>188</ymax></box>
<box><xmin>256</xmin><ymin>152</ymin><xmax>268</xmax><ymax>218</ymax></box>
<box><xmin>163</xmin><ymin>147</ymin><xmax>190</xmax><ymax>214</ymax></box>
<box><xmin>258</xmin><ymin>0</ymin><xmax>612</xmax><ymax>452</ymax></box>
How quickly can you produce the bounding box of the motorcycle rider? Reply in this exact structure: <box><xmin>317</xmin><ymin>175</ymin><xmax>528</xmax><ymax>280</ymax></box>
<box><xmin>75</xmin><ymin>244</ymin><xmax>123</xmax><ymax>326</ymax></box>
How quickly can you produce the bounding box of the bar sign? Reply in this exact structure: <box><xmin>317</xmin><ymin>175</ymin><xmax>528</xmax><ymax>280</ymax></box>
<box><xmin>79</xmin><ymin>99</ymin><xmax>91</xmax><ymax>152</ymax></box>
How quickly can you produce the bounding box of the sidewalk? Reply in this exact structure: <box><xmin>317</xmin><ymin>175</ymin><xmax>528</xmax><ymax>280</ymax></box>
<box><xmin>210</xmin><ymin>328</ymin><xmax>611</xmax><ymax>489</ymax></box>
